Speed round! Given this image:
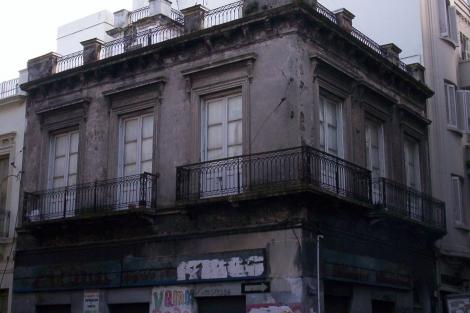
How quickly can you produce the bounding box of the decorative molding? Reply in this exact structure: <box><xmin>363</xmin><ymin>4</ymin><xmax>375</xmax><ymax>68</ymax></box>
<box><xmin>181</xmin><ymin>53</ymin><xmax>257</xmax><ymax>77</ymax></box>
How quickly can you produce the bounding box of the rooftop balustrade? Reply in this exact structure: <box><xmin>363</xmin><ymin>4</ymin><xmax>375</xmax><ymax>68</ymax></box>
<box><xmin>0</xmin><ymin>78</ymin><xmax>19</xmax><ymax>100</ymax></box>
<box><xmin>39</xmin><ymin>0</ymin><xmax>414</xmax><ymax>78</ymax></box>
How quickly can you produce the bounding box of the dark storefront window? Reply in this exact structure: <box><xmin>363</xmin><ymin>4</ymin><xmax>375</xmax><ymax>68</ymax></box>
<box><xmin>371</xmin><ymin>300</ymin><xmax>395</xmax><ymax>313</ymax></box>
<box><xmin>197</xmin><ymin>296</ymin><xmax>246</xmax><ymax>313</ymax></box>
<box><xmin>36</xmin><ymin>305</ymin><xmax>71</xmax><ymax>313</ymax></box>
<box><xmin>325</xmin><ymin>295</ymin><xmax>351</xmax><ymax>313</ymax></box>
<box><xmin>108</xmin><ymin>303</ymin><xmax>149</xmax><ymax>313</ymax></box>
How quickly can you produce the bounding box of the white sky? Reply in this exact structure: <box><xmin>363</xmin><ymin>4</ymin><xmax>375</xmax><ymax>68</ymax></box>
<box><xmin>0</xmin><ymin>0</ymin><xmax>228</xmax><ymax>82</ymax></box>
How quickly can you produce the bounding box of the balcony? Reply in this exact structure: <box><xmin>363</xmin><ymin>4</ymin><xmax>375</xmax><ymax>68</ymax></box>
<box><xmin>372</xmin><ymin>178</ymin><xmax>446</xmax><ymax>232</ymax></box>
<box><xmin>22</xmin><ymin>173</ymin><xmax>157</xmax><ymax>225</ymax></box>
<box><xmin>0</xmin><ymin>78</ymin><xmax>19</xmax><ymax>100</ymax></box>
<box><xmin>459</xmin><ymin>60</ymin><xmax>470</xmax><ymax>89</ymax></box>
<box><xmin>176</xmin><ymin>146</ymin><xmax>372</xmax><ymax>206</ymax></box>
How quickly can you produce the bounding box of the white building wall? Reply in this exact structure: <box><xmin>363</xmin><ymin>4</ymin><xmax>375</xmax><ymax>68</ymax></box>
<box><xmin>0</xmin><ymin>69</ymin><xmax>27</xmax><ymax>313</ymax></box>
<box><xmin>57</xmin><ymin>10</ymin><xmax>115</xmax><ymax>55</ymax></box>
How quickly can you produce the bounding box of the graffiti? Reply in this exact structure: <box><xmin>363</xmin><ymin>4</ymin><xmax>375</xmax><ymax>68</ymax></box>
<box><xmin>150</xmin><ymin>287</ymin><xmax>195</xmax><ymax>313</ymax></box>
<box><xmin>177</xmin><ymin>256</ymin><xmax>264</xmax><ymax>281</ymax></box>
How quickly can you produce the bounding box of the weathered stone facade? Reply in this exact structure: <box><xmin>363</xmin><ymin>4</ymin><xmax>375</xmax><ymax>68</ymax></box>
<box><xmin>14</xmin><ymin>1</ymin><xmax>442</xmax><ymax>313</ymax></box>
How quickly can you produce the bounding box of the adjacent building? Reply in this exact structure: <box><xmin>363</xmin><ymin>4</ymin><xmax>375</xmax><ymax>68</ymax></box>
<box><xmin>13</xmin><ymin>0</ymin><xmax>446</xmax><ymax>312</ymax></box>
<box><xmin>321</xmin><ymin>0</ymin><xmax>470</xmax><ymax>311</ymax></box>
<box><xmin>0</xmin><ymin>72</ymin><xmax>27</xmax><ymax>313</ymax></box>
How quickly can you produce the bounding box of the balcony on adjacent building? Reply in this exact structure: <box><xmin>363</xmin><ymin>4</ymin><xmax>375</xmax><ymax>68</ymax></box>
<box><xmin>22</xmin><ymin>173</ymin><xmax>157</xmax><ymax>225</ymax></box>
<box><xmin>372</xmin><ymin>178</ymin><xmax>446</xmax><ymax>232</ymax></box>
<box><xmin>176</xmin><ymin>146</ymin><xmax>372</xmax><ymax>207</ymax></box>
<box><xmin>0</xmin><ymin>78</ymin><xmax>19</xmax><ymax>101</ymax></box>
<box><xmin>459</xmin><ymin>60</ymin><xmax>470</xmax><ymax>89</ymax></box>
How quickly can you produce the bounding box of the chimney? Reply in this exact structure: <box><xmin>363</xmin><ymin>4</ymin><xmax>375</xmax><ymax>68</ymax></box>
<box><xmin>27</xmin><ymin>53</ymin><xmax>59</xmax><ymax>81</ymax></box>
<box><xmin>114</xmin><ymin>9</ymin><xmax>130</xmax><ymax>28</ymax></box>
<box><xmin>181</xmin><ymin>5</ymin><xmax>208</xmax><ymax>33</ymax></box>
<box><xmin>381</xmin><ymin>43</ymin><xmax>402</xmax><ymax>66</ymax></box>
<box><xmin>334</xmin><ymin>8</ymin><xmax>355</xmax><ymax>33</ymax></box>
<box><xmin>149</xmin><ymin>0</ymin><xmax>172</xmax><ymax>17</ymax></box>
<box><xmin>406</xmin><ymin>63</ymin><xmax>426</xmax><ymax>83</ymax></box>
<box><xmin>81</xmin><ymin>38</ymin><xmax>104</xmax><ymax>64</ymax></box>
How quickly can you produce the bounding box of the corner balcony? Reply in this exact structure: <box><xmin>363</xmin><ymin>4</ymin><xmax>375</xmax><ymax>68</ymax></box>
<box><xmin>372</xmin><ymin>178</ymin><xmax>446</xmax><ymax>232</ymax></box>
<box><xmin>176</xmin><ymin>146</ymin><xmax>372</xmax><ymax>207</ymax></box>
<box><xmin>22</xmin><ymin>173</ymin><xmax>157</xmax><ymax>225</ymax></box>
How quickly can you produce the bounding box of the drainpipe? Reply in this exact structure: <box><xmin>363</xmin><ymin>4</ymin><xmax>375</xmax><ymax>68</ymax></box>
<box><xmin>317</xmin><ymin>234</ymin><xmax>324</xmax><ymax>313</ymax></box>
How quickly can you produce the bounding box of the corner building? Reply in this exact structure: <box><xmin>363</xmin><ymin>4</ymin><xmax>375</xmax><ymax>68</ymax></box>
<box><xmin>14</xmin><ymin>0</ymin><xmax>446</xmax><ymax>312</ymax></box>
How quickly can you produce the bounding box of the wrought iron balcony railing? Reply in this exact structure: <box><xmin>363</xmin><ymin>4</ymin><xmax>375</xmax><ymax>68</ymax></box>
<box><xmin>23</xmin><ymin>173</ymin><xmax>157</xmax><ymax>224</ymax></box>
<box><xmin>176</xmin><ymin>146</ymin><xmax>372</xmax><ymax>205</ymax></box>
<box><xmin>372</xmin><ymin>177</ymin><xmax>446</xmax><ymax>230</ymax></box>
<box><xmin>52</xmin><ymin>0</ymin><xmax>413</xmax><ymax>77</ymax></box>
<box><xmin>0</xmin><ymin>78</ymin><xmax>19</xmax><ymax>100</ymax></box>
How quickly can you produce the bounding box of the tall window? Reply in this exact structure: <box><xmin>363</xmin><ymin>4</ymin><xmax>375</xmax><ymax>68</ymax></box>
<box><xmin>201</xmin><ymin>93</ymin><xmax>242</xmax><ymax>196</ymax></box>
<box><xmin>404</xmin><ymin>137</ymin><xmax>421</xmax><ymax>191</ymax></box>
<box><xmin>119</xmin><ymin>114</ymin><xmax>154</xmax><ymax>177</ymax></box>
<box><xmin>461</xmin><ymin>33</ymin><xmax>470</xmax><ymax>60</ymax></box>
<box><xmin>365</xmin><ymin>120</ymin><xmax>385</xmax><ymax>179</ymax></box>
<box><xmin>452</xmin><ymin>176</ymin><xmax>464</xmax><ymax>224</ymax></box>
<box><xmin>445</xmin><ymin>83</ymin><xmax>458</xmax><ymax>128</ymax></box>
<box><xmin>319</xmin><ymin>96</ymin><xmax>343</xmax><ymax>157</ymax></box>
<box><xmin>202</xmin><ymin>94</ymin><xmax>242</xmax><ymax>161</ymax></box>
<box><xmin>49</xmin><ymin>131</ymin><xmax>79</xmax><ymax>189</ymax></box>
<box><xmin>439</xmin><ymin>0</ymin><xmax>459</xmax><ymax>44</ymax></box>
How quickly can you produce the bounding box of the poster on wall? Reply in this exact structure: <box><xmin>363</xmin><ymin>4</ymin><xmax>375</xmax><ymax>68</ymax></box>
<box><xmin>83</xmin><ymin>290</ymin><xmax>100</xmax><ymax>313</ymax></box>
<box><xmin>150</xmin><ymin>287</ymin><xmax>195</xmax><ymax>313</ymax></box>
<box><xmin>447</xmin><ymin>294</ymin><xmax>470</xmax><ymax>313</ymax></box>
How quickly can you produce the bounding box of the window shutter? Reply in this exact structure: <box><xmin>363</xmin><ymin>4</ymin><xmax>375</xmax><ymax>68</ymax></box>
<box><xmin>449</xmin><ymin>6</ymin><xmax>459</xmax><ymax>45</ymax></box>
<box><xmin>466</xmin><ymin>39</ymin><xmax>470</xmax><ymax>60</ymax></box>
<box><xmin>457</xmin><ymin>90</ymin><xmax>470</xmax><ymax>131</ymax></box>
<box><xmin>452</xmin><ymin>176</ymin><xmax>463</xmax><ymax>224</ymax></box>
<box><xmin>439</xmin><ymin>0</ymin><xmax>449</xmax><ymax>37</ymax></box>
<box><xmin>446</xmin><ymin>84</ymin><xmax>458</xmax><ymax>127</ymax></box>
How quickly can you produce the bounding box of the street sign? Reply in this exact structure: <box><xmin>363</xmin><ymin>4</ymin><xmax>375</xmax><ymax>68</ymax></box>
<box><xmin>242</xmin><ymin>282</ymin><xmax>270</xmax><ymax>294</ymax></box>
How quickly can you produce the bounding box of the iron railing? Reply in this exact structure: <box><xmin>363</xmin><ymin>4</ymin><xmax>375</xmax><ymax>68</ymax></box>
<box><xmin>372</xmin><ymin>177</ymin><xmax>446</xmax><ymax>230</ymax></box>
<box><xmin>22</xmin><ymin>173</ymin><xmax>157</xmax><ymax>224</ymax></box>
<box><xmin>204</xmin><ymin>0</ymin><xmax>243</xmax><ymax>28</ymax></box>
<box><xmin>99</xmin><ymin>24</ymin><xmax>183</xmax><ymax>59</ymax></box>
<box><xmin>0</xmin><ymin>78</ymin><xmax>19</xmax><ymax>100</ymax></box>
<box><xmin>44</xmin><ymin>0</ymin><xmax>413</xmax><ymax>76</ymax></box>
<box><xmin>56</xmin><ymin>51</ymin><xmax>84</xmax><ymax>73</ymax></box>
<box><xmin>129</xmin><ymin>5</ymin><xmax>150</xmax><ymax>24</ymax></box>
<box><xmin>171</xmin><ymin>8</ymin><xmax>184</xmax><ymax>23</ymax></box>
<box><xmin>176</xmin><ymin>146</ymin><xmax>372</xmax><ymax>204</ymax></box>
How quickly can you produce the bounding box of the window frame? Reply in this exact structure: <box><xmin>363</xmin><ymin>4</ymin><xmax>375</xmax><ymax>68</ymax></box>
<box><xmin>451</xmin><ymin>175</ymin><xmax>464</xmax><ymax>225</ymax></box>
<box><xmin>365</xmin><ymin>118</ymin><xmax>386</xmax><ymax>179</ymax></box>
<box><xmin>200</xmin><ymin>91</ymin><xmax>243</xmax><ymax>162</ymax></box>
<box><xmin>117</xmin><ymin>110</ymin><xmax>155</xmax><ymax>178</ymax></box>
<box><xmin>445</xmin><ymin>82</ymin><xmax>458</xmax><ymax>128</ymax></box>
<box><xmin>319</xmin><ymin>92</ymin><xmax>344</xmax><ymax>158</ymax></box>
<box><xmin>47</xmin><ymin>129</ymin><xmax>80</xmax><ymax>190</ymax></box>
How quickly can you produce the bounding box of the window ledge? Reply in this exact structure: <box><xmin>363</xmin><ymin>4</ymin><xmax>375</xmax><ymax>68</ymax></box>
<box><xmin>447</xmin><ymin>126</ymin><xmax>464</xmax><ymax>136</ymax></box>
<box><xmin>454</xmin><ymin>222</ymin><xmax>470</xmax><ymax>232</ymax></box>
<box><xmin>440</xmin><ymin>36</ymin><xmax>459</xmax><ymax>49</ymax></box>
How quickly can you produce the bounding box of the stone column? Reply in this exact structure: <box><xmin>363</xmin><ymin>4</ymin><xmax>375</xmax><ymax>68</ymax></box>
<box><xmin>81</xmin><ymin>38</ymin><xmax>104</xmax><ymax>64</ymax></box>
<box><xmin>181</xmin><ymin>4</ymin><xmax>208</xmax><ymax>33</ymax></box>
<box><xmin>114</xmin><ymin>9</ymin><xmax>130</xmax><ymax>28</ymax></box>
<box><xmin>149</xmin><ymin>0</ymin><xmax>172</xmax><ymax>17</ymax></box>
<box><xmin>27</xmin><ymin>53</ymin><xmax>60</xmax><ymax>81</ymax></box>
<box><xmin>334</xmin><ymin>8</ymin><xmax>355</xmax><ymax>33</ymax></box>
<box><xmin>381</xmin><ymin>43</ymin><xmax>402</xmax><ymax>66</ymax></box>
